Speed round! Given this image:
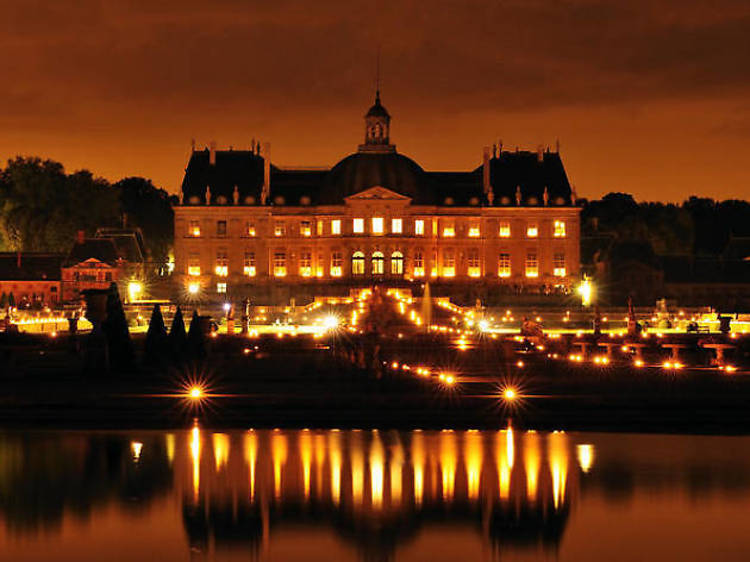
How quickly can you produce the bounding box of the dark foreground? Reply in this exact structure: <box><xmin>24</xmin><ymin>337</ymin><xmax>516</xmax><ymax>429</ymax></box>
<box><xmin>2</xmin><ymin>331</ymin><xmax>750</xmax><ymax>433</ymax></box>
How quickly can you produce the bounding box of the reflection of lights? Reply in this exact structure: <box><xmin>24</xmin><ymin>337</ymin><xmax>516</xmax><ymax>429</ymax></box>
<box><xmin>497</xmin><ymin>428</ymin><xmax>514</xmax><ymax>500</ymax></box>
<box><xmin>516</xmin><ymin>360</ymin><xmax>524</xmax><ymax>368</ymax></box>
<box><xmin>166</xmin><ymin>433</ymin><xmax>175</xmax><ymax>464</ymax></box>
<box><xmin>272</xmin><ymin>431</ymin><xmax>287</xmax><ymax>500</ymax></box>
<box><xmin>300</xmin><ymin>430</ymin><xmax>312</xmax><ymax>499</ymax></box>
<box><xmin>244</xmin><ymin>431</ymin><xmax>257</xmax><ymax>501</ymax></box>
<box><xmin>370</xmin><ymin>432</ymin><xmax>385</xmax><ymax>508</ymax></box>
<box><xmin>577</xmin><ymin>444</ymin><xmax>595</xmax><ymax>473</ymax></box>
<box><xmin>634</xmin><ymin>359</ymin><xmax>645</xmax><ymax>368</ymax></box>
<box><xmin>131</xmin><ymin>441</ymin><xmax>143</xmax><ymax>461</ymax></box>
<box><xmin>440</xmin><ymin>431</ymin><xmax>457</xmax><ymax>500</ymax></box>
<box><xmin>351</xmin><ymin>432</ymin><xmax>364</xmax><ymax>506</ymax></box>
<box><xmin>523</xmin><ymin>431</ymin><xmax>540</xmax><ymax>501</ymax></box>
<box><xmin>549</xmin><ymin>432</ymin><xmax>568</xmax><ymax>509</ymax></box>
<box><xmin>412</xmin><ymin>432</ymin><xmax>425</xmax><ymax>505</ymax></box>
<box><xmin>213</xmin><ymin>433</ymin><xmax>229</xmax><ymax>470</ymax></box>
<box><xmin>465</xmin><ymin>431</ymin><xmax>482</xmax><ymax>500</ymax></box>
<box><xmin>390</xmin><ymin>438</ymin><xmax>404</xmax><ymax>506</ymax></box>
<box><xmin>329</xmin><ymin>431</ymin><xmax>342</xmax><ymax>505</ymax></box>
<box><xmin>190</xmin><ymin>423</ymin><xmax>201</xmax><ymax>501</ymax></box>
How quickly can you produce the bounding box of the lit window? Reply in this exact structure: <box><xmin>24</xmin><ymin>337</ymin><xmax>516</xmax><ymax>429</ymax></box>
<box><xmin>431</xmin><ymin>251</ymin><xmax>438</xmax><ymax>277</ymax></box>
<box><xmin>273</xmin><ymin>252</ymin><xmax>286</xmax><ymax>277</ymax></box>
<box><xmin>468</xmin><ymin>221</ymin><xmax>480</xmax><ymax>237</ymax></box>
<box><xmin>413</xmin><ymin>250</ymin><xmax>424</xmax><ymax>277</ymax></box>
<box><xmin>415</xmin><ymin>219</ymin><xmax>425</xmax><ymax>236</ymax></box>
<box><xmin>300</xmin><ymin>221</ymin><xmax>312</xmax><ymax>237</ymax></box>
<box><xmin>215</xmin><ymin>250</ymin><xmax>228</xmax><ymax>277</ymax></box>
<box><xmin>331</xmin><ymin>252</ymin><xmax>343</xmax><ymax>277</ymax></box>
<box><xmin>316</xmin><ymin>220</ymin><xmax>323</xmax><ymax>236</ymax></box>
<box><xmin>526</xmin><ymin>223</ymin><xmax>538</xmax><ymax>238</ymax></box>
<box><xmin>499</xmin><ymin>222</ymin><xmax>511</xmax><ymax>238</ymax></box>
<box><xmin>442</xmin><ymin>221</ymin><xmax>455</xmax><ymax>238</ymax></box>
<box><xmin>188</xmin><ymin>254</ymin><xmax>201</xmax><ymax>276</ymax></box>
<box><xmin>331</xmin><ymin>219</ymin><xmax>341</xmax><ymax>235</ymax></box>
<box><xmin>525</xmin><ymin>252</ymin><xmax>539</xmax><ymax>278</ymax></box>
<box><xmin>274</xmin><ymin>222</ymin><xmax>285</xmax><ymax>237</ymax></box>
<box><xmin>217</xmin><ymin>282</ymin><xmax>227</xmax><ymax>294</ymax></box>
<box><xmin>217</xmin><ymin>220</ymin><xmax>227</xmax><ymax>237</ymax></box>
<box><xmin>353</xmin><ymin>218</ymin><xmax>364</xmax><ymax>234</ymax></box>
<box><xmin>498</xmin><ymin>253</ymin><xmax>511</xmax><ymax>277</ymax></box>
<box><xmin>443</xmin><ymin>250</ymin><xmax>455</xmax><ymax>277</ymax></box>
<box><xmin>554</xmin><ymin>220</ymin><xmax>566</xmax><ymax>238</ymax></box>
<box><xmin>467</xmin><ymin>249</ymin><xmax>481</xmax><ymax>277</ymax></box>
<box><xmin>189</xmin><ymin>220</ymin><xmax>201</xmax><ymax>237</ymax></box>
<box><xmin>554</xmin><ymin>253</ymin><xmax>566</xmax><ymax>277</ymax></box>
<box><xmin>243</xmin><ymin>252</ymin><xmax>256</xmax><ymax>277</ymax></box>
<box><xmin>246</xmin><ymin>222</ymin><xmax>256</xmax><ymax>237</ymax></box>
<box><xmin>352</xmin><ymin>251</ymin><xmax>365</xmax><ymax>275</ymax></box>
<box><xmin>391</xmin><ymin>218</ymin><xmax>403</xmax><ymax>234</ymax></box>
<box><xmin>391</xmin><ymin>251</ymin><xmax>404</xmax><ymax>275</ymax></box>
<box><xmin>372</xmin><ymin>251</ymin><xmax>384</xmax><ymax>275</ymax></box>
<box><xmin>299</xmin><ymin>251</ymin><xmax>312</xmax><ymax>277</ymax></box>
<box><xmin>372</xmin><ymin>217</ymin><xmax>384</xmax><ymax>234</ymax></box>
<box><xmin>316</xmin><ymin>253</ymin><xmax>324</xmax><ymax>277</ymax></box>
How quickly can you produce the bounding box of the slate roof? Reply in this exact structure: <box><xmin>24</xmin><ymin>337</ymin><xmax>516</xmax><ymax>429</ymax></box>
<box><xmin>64</xmin><ymin>239</ymin><xmax>120</xmax><ymax>267</ymax></box>
<box><xmin>181</xmin><ymin>148</ymin><xmax>573</xmax><ymax>208</ymax></box>
<box><xmin>0</xmin><ymin>253</ymin><xmax>63</xmax><ymax>281</ymax></box>
<box><xmin>95</xmin><ymin>228</ymin><xmax>146</xmax><ymax>262</ymax></box>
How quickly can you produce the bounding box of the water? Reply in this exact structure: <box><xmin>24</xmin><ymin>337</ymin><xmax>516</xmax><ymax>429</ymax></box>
<box><xmin>1</xmin><ymin>428</ymin><xmax>750</xmax><ymax>561</ymax></box>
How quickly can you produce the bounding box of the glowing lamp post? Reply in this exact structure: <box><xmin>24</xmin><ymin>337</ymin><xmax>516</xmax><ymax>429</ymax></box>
<box><xmin>578</xmin><ymin>277</ymin><xmax>594</xmax><ymax>307</ymax></box>
<box><xmin>127</xmin><ymin>280</ymin><xmax>143</xmax><ymax>302</ymax></box>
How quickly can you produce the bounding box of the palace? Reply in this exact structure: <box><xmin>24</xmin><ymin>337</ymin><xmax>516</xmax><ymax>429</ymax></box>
<box><xmin>174</xmin><ymin>92</ymin><xmax>580</xmax><ymax>302</ymax></box>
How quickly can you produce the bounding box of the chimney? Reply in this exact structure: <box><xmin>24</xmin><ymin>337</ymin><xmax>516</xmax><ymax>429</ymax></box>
<box><xmin>262</xmin><ymin>142</ymin><xmax>271</xmax><ymax>205</ymax></box>
<box><xmin>482</xmin><ymin>146</ymin><xmax>491</xmax><ymax>196</ymax></box>
<box><xmin>77</xmin><ymin>230</ymin><xmax>85</xmax><ymax>244</ymax></box>
<box><xmin>537</xmin><ymin>145</ymin><xmax>544</xmax><ymax>163</ymax></box>
<box><xmin>209</xmin><ymin>141</ymin><xmax>216</xmax><ymax>165</ymax></box>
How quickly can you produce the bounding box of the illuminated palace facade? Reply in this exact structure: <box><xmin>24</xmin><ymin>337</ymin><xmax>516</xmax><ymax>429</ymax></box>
<box><xmin>174</xmin><ymin>93</ymin><xmax>580</xmax><ymax>300</ymax></box>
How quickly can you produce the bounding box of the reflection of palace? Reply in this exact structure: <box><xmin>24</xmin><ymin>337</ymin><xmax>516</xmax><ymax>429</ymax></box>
<box><xmin>174</xmin><ymin>92</ymin><xmax>580</xmax><ymax>302</ymax></box>
<box><xmin>177</xmin><ymin>428</ymin><xmax>580</xmax><ymax>560</ymax></box>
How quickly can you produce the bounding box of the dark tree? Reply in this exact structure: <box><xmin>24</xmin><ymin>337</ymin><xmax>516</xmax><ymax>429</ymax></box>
<box><xmin>101</xmin><ymin>283</ymin><xmax>135</xmax><ymax>371</ymax></box>
<box><xmin>186</xmin><ymin>310</ymin><xmax>207</xmax><ymax>361</ymax></box>
<box><xmin>168</xmin><ymin>306</ymin><xmax>187</xmax><ymax>357</ymax></box>
<box><xmin>143</xmin><ymin>304</ymin><xmax>168</xmax><ymax>367</ymax></box>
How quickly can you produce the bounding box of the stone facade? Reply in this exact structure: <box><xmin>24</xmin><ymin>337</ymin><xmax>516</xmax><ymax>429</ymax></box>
<box><xmin>174</xmin><ymin>93</ymin><xmax>581</xmax><ymax>301</ymax></box>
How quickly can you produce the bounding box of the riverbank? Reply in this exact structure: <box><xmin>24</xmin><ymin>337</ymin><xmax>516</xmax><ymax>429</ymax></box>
<box><xmin>2</xmin><ymin>331</ymin><xmax>750</xmax><ymax>433</ymax></box>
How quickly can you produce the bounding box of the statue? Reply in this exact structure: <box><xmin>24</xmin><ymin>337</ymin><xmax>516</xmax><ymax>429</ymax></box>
<box><xmin>543</xmin><ymin>186</ymin><xmax>549</xmax><ymax>206</ymax></box>
<box><xmin>233</xmin><ymin>185</ymin><xmax>239</xmax><ymax>205</ymax></box>
<box><xmin>515</xmin><ymin>185</ymin><xmax>522</xmax><ymax>206</ymax></box>
<box><xmin>205</xmin><ymin>185</ymin><xmax>211</xmax><ymax>205</ymax></box>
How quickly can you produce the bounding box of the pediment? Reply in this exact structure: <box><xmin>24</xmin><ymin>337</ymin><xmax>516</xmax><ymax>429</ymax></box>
<box><xmin>345</xmin><ymin>186</ymin><xmax>412</xmax><ymax>202</ymax></box>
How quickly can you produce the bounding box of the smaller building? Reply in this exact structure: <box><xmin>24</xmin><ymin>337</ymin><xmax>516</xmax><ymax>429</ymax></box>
<box><xmin>62</xmin><ymin>234</ymin><xmax>123</xmax><ymax>302</ymax></box>
<box><xmin>0</xmin><ymin>252</ymin><xmax>64</xmax><ymax>306</ymax></box>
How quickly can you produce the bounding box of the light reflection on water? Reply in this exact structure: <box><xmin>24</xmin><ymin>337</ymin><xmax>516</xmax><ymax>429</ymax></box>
<box><xmin>3</xmin><ymin>429</ymin><xmax>750</xmax><ymax>561</ymax></box>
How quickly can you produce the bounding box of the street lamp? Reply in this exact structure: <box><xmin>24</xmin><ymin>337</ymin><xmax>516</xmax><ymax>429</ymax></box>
<box><xmin>578</xmin><ymin>276</ymin><xmax>593</xmax><ymax>307</ymax></box>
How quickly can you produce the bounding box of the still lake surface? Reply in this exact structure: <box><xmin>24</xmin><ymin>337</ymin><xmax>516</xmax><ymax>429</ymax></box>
<box><xmin>1</xmin><ymin>428</ymin><xmax>749</xmax><ymax>561</ymax></box>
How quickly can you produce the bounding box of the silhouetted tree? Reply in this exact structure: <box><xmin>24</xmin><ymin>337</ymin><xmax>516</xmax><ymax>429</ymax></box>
<box><xmin>101</xmin><ymin>283</ymin><xmax>134</xmax><ymax>371</ymax></box>
<box><xmin>168</xmin><ymin>306</ymin><xmax>187</xmax><ymax>358</ymax></box>
<box><xmin>186</xmin><ymin>310</ymin><xmax>207</xmax><ymax>361</ymax></box>
<box><xmin>143</xmin><ymin>304</ymin><xmax>168</xmax><ymax>367</ymax></box>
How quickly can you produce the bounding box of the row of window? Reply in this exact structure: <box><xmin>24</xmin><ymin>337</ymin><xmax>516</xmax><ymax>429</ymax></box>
<box><xmin>189</xmin><ymin>218</ymin><xmax>567</xmax><ymax>239</ymax></box>
<box><xmin>188</xmin><ymin>251</ymin><xmax>567</xmax><ymax>279</ymax></box>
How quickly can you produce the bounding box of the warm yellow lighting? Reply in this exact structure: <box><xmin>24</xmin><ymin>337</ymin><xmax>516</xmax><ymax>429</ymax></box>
<box><xmin>414</xmin><ymin>219</ymin><xmax>425</xmax><ymax>235</ymax></box>
<box><xmin>577</xmin><ymin>443</ymin><xmax>594</xmax><ymax>473</ymax></box>
<box><xmin>322</xmin><ymin>315</ymin><xmax>339</xmax><ymax>331</ymax></box>
<box><xmin>503</xmin><ymin>388</ymin><xmax>516</xmax><ymax>401</ymax></box>
<box><xmin>127</xmin><ymin>280</ymin><xmax>143</xmax><ymax>301</ymax></box>
<box><xmin>442</xmin><ymin>225</ymin><xmax>455</xmax><ymax>237</ymax></box>
<box><xmin>499</xmin><ymin>222</ymin><xmax>511</xmax><ymax>237</ymax></box>
<box><xmin>372</xmin><ymin>217</ymin><xmax>384</xmax><ymax>234</ymax></box>
<box><xmin>214</xmin><ymin>265</ymin><xmax>228</xmax><ymax>277</ymax></box>
<box><xmin>578</xmin><ymin>277</ymin><xmax>593</xmax><ymax>306</ymax></box>
<box><xmin>391</xmin><ymin>218</ymin><xmax>403</xmax><ymax>234</ymax></box>
<box><xmin>187</xmin><ymin>281</ymin><xmax>200</xmax><ymax>295</ymax></box>
<box><xmin>188</xmin><ymin>265</ymin><xmax>201</xmax><ymax>276</ymax></box>
<box><xmin>468</xmin><ymin>226</ymin><xmax>480</xmax><ymax>237</ymax></box>
<box><xmin>353</xmin><ymin>218</ymin><xmax>364</xmax><ymax>233</ymax></box>
<box><xmin>634</xmin><ymin>358</ymin><xmax>644</xmax><ymax>367</ymax></box>
<box><xmin>131</xmin><ymin>441</ymin><xmax>143</xmax><ymax>461</ymax></box>
<box><xmin>331</xmin><ymin>219</ymin><xmax>341</xmax><ymax>235</ymax></box>
<box><xmin>553</xmin><ymin>220</ymin><xmax>566</xmax><ymax>237</ymax></box>
<box><xmin>526</xmin><ymin>224</ymin><xmax>538</xmax><ymax>238</ymax></box>
<box><xmin>189</xmin><ymin>386</ymin><xmax>203</xmax><ymax>399</ymax></box>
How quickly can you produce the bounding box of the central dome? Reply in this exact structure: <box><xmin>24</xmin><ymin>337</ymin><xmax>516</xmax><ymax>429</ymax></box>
<box><xmin>320</xmin><ymin>151</ymin><xmax>429</xmax><ymax>204</ymax></box>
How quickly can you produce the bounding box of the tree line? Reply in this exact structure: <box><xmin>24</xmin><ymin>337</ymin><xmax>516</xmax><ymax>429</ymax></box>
<box><xmin>0</xmin><ymin>156</ymin><xmax>177</xmax><ymax>263</ymax></box>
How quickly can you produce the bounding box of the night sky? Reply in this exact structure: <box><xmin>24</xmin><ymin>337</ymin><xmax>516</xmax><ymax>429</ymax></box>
<box><xmin>2</xmin><ymin>0</ymin><xmax>749</xmax><ymax>201</ymax></box>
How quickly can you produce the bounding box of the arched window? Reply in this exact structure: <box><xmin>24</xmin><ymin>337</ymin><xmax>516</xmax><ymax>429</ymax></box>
<box><xmin>352</xmin><ymin>251</ymin><xmax>365</xmax><ymax>275</ymax></box>
<box><xmin>391</xmin><ymin>251</ymin><xmax>404</xmax><ymax>275</ymax></box>
<box><xmin>372</xmin><ymin>251</ymin><xmax>384</xmax><ymax>275</ymax></box>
